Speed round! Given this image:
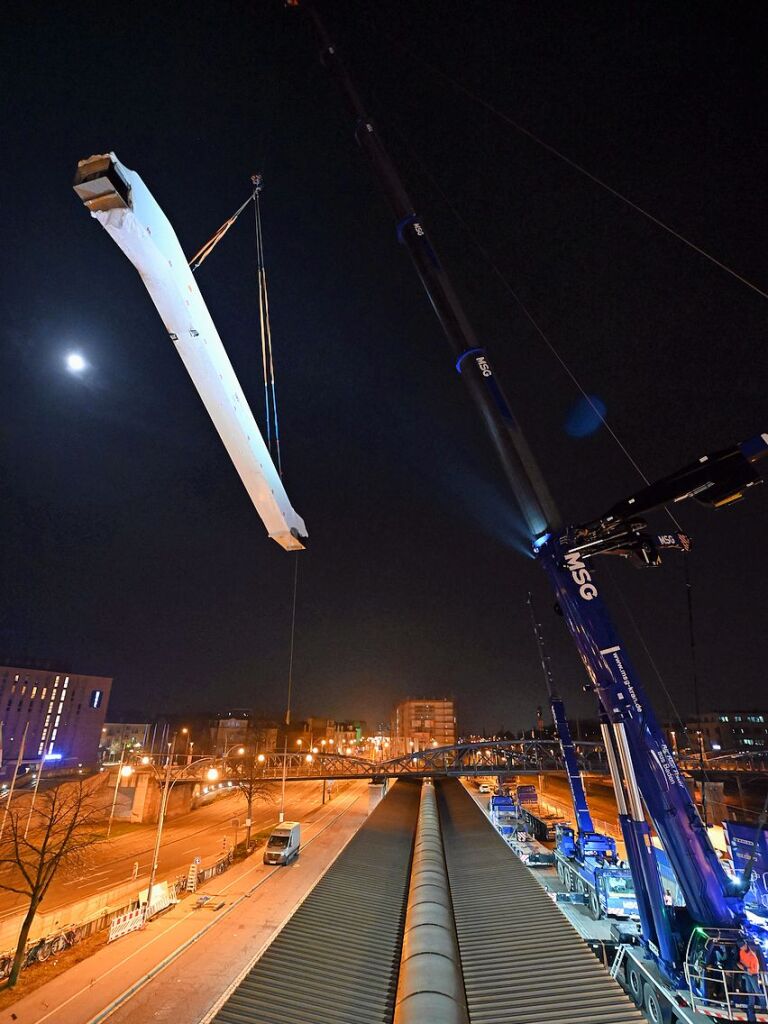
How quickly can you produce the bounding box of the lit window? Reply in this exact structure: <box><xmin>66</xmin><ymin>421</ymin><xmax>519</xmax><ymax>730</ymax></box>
<box><xmin>31</xmin><ymin>686</ymin><xmax>37</xmax><ymax>699</ymax></box>
<box><xmin>90</xmin><ymin>690</ymin><xmax>103</xmax><ymax>709</ymax></box>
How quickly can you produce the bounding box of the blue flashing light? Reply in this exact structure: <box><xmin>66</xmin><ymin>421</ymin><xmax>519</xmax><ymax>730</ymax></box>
<box><xmin>532</xmin><ymin>532</ymin><xmax>552</xmax><ymax>552</ymax></box>
<box><xmin>44</xmin><ymin>752</ymin><xmax>62</xmax><ymax>761</ymax></box>
<box><xmin>396</xmin><ymin>213</ymin><xmax>417</xmax><ymax>244</ymax></box>
<box><xmin>455</xmin><ymin>347</ymin><xmax>485</xmax><ymax>374</ymax></box>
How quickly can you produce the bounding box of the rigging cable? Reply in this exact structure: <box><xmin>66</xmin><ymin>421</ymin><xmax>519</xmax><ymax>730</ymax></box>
<box><xmin>375</xmin><ymin>27</ymin><xmax>768</xmax><ymax>303</ymax></box>
<box><xmin>252</xmin><ymin>176</ymin><xmax>283</xmax><ymax>476</ymax></box>
<box><xmin>253</xmin><ymin>176</ymin><xmax>272</xmax><ymax>457</ymax></box>
<box><xmin>186</xmin><ymin>177</ymin><xmax>284</xmax><ymax>476</ymax></box>
<box><xmin>380</xmin><ymin>104</ymin><xmax>697</xmax><ymax>738</ymax></box>
<box><xmin>279</xmin><ymin>552</ymin><xmax>300</xmax><ymax>822</ymax></box>
<box><xmin>383</xmin><ymin>113</ymin><xmax>686</xmax><ymax>532</ymax></box>
<box><xmin>604</xmin><ymin>563</ymin><xmax>689</xmax><ymax>737</ymax></box>
<box><xmin>683</xmin><ymin>555</ymin><xmax>710</xmax><ymax>825</ymax></box>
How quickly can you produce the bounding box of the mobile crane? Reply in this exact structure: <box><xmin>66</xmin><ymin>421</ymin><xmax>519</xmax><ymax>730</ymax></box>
<box><xmin>529</xmin><ymin>596</ymin><xmax>639</xmax><ymax>922</ymax></box>
<box><xmin>292</xmin><ymin>4</ymin><xmax>768</xmax><ymax>1020</ymax></box>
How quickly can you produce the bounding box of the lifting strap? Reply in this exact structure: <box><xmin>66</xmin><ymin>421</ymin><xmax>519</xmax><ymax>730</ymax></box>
<box><xmin>252</xmin><ymin>176</ymin><xmax>283</xmax><ymax>475</ymax></box>
<box><xmin>187</xmin><ymin>176</ymin><xmax>283</xmax><ymax>476</ymax></box>
<box><xmin>188</xmin><ymin>192</ymin><xmax>256</xmax><ymax>272</ymax></box>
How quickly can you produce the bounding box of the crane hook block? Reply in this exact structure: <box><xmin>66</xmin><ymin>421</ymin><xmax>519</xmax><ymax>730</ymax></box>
<box><xmin>73</xmin><ymin>153</ymin><xmax>308</xmax><ymax>552</ymax></box>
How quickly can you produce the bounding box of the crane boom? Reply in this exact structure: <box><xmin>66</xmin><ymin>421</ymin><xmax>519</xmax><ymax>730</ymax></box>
<box><xmin>291</xmin><ymin>2</ymin><xmax>559</xmax><ymax>543</ymax></box>
<box><xmin>294</xmin><ymin>2</ymin><xmax>768</xmax><ymax>994</ymax></box>
<box><xmin>73</xmin><ymin>153</ymin><xmax>307</xmax><ymax>552</ymax></box>
<box><xmin>528</xmin><ymin>595</ymin><xmax>595</xmax><ymax>837</ymax></box>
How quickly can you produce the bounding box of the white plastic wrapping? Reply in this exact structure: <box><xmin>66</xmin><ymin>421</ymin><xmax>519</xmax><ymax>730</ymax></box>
<box><xmin>80</xmin><ymin>153</ymin><xmax>307</xmax><ymax>550</ymax></box>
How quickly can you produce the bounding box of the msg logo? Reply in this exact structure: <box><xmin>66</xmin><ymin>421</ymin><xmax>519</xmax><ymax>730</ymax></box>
<box><xmin>563</xmin><ymin>550</ymin><xmax>598</xmax><ymax>601</ymax></box>
<box><xmin>475</xmin><ymin>355</ymin><xmax>492</xmax><ymax>377</ymax></box>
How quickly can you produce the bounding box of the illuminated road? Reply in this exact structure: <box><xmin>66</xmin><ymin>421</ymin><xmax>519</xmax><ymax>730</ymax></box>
<box><xmin>0</xmin><ymin>779</ymin><xmax>337</xmax><ymax>922</ymax></box>
<box><xmin>0</xmin><ymin>782</ymin><xmax>370</xmax><ymax>1024</ymax></box>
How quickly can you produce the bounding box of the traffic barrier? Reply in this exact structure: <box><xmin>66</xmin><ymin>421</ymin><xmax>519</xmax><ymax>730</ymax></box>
<box><xmin>108</xmin><ymin>907</ymin><xmax>144</xmax><ymax>942</ymax></box>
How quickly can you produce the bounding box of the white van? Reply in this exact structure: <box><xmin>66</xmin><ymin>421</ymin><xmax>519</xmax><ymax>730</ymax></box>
<box><xmin>263</xmin><ymin>822</ymin><xmax>301</xmax><ymax>865</ymax></box>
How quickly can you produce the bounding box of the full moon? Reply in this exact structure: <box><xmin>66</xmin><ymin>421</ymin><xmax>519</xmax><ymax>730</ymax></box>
<box><xmin>66</xmin><ymin>352</ymin><xmax>87</xmax><ymax>373</ymax></box>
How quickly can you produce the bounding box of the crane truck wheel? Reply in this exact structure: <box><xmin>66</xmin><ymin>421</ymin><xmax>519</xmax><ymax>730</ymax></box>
<box><xmin>644</xmin><ymin>983</ymin><xmax>671</xmax><ymax>1024</ymax></box>
<box><xmin>588</xmin><ymin>890</ymin><xmax>601</xmax><ymax>920</ymax></box>
<box><xmin>626</xmin><ymin>962</ymin><xmax>644</xmax><ymax>1006</ymax></box>
<box><xmin>556</xmin><ymin>860</ymin><xmax>565</xmax><ymax>883</ymax></box>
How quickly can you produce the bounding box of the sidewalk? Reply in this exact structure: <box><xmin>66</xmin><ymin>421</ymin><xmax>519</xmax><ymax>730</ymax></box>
<box><xmin>0</xmin><ymin>784</ymin><xmax>369</xmax><ymax>1024</ymax></box>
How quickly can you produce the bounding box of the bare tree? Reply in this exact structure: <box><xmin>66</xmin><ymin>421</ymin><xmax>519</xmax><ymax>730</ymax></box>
<box><xmin>0</xmin><ymin>779</ymin><xmax>105</xmax><ymax>987</ymax></box>
<box><xmin>231</xmin><ymin>757</ymin><xmax>274</xmax><ymax>851</ymax></box>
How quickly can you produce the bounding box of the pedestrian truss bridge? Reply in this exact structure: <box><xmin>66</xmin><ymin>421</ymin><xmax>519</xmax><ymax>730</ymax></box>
<box><xmin>257</xmin><ymin>739</ymin><xmax>608</xmax><ymax>781</ymax></box>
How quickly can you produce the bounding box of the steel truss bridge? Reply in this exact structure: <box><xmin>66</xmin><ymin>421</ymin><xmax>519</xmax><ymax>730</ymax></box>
<box><xmin>252</xmin><ymin>739</ymin><xmax>608</xmax><ymax>782</ymax></box>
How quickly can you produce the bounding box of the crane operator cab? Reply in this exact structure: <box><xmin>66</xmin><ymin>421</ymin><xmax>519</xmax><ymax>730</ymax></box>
<box><xmin>684</xmin><ymin>927</ymin><xmax>768</xmax><ymax>1019</ymax></box>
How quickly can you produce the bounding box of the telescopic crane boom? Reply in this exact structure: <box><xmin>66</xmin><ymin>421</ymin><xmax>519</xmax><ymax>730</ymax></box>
<box><xmin>293</xmin><ymin>3</ymin><xmax>768</xmax><ymax>1013</ymax></box>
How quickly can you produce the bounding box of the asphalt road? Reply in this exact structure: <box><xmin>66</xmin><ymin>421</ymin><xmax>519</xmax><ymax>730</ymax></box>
<box><xmin>535</xmin><ymin>772</ymin><xmax>620</xmax><ymax>830</ymax></box>
<box><xmin>0</xmin><ymin>781</ymin><xmax>371</xmax><ymax>1024</ymax></box>
<box><xmin>0</xmin><ymin>778</ymin><xmax>335</xmax><ymax>922</ymax></box>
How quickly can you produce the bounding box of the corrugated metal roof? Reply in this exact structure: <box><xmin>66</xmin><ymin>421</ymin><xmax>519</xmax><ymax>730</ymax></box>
<box><xmin>436</xmin><ymin>780</ymin><xmax>644</xmax><ymax>1024</ymax></box>
<box><xmin>212</xmin><ymin>780</ymin><xmax>420</xmax><ymax>1024</ymax></box>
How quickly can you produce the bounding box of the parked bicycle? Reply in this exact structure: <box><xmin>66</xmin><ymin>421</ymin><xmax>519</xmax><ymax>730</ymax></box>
<box><xmin>0</xmin><ymin>924</ymin><xmax>86</xmax><ymax>977</ymax></box>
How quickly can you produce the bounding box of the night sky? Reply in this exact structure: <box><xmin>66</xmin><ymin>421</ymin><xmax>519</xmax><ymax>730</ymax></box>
<box><xmin>2</xmin><ymin>2</ymin><xmax>766</xmax><ymax>734</ymax></box>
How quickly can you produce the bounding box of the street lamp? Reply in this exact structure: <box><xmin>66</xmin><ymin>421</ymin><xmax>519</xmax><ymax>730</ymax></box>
<box><xmin>206</xmin><ymin>767</ymin><xmax>219</xmax><ymax>782</ymax></box>
<box><xmin>144</xmin><ymin>744</ymin><xmax>222</xmax><ymax>920</ymax></box>
<box><xmin>107</xmin><ymin>744</ymin><xmax>133</xmax><ymax>839</ymax></box>
<box><xmin>257</xmin><ymin>753</ymin><xmax>266</xmax><ymax>763</ymax></box>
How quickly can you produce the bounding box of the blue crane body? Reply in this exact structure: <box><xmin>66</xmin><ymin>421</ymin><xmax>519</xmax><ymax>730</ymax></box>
<box><xmin>529</xmin><ymin>597</ymin><xmax>640</xmax><ymax>921</ymax></box>
<box><xmin>295</xmin><ymin>3</ymin><xmax>768</xmax><ymax>1017</ymax></box>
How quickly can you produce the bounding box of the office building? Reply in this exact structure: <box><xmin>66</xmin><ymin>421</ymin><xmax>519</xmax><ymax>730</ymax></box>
<box><xmin>666</xmin><ymin>710</ymin><xmax>768</xmax><ymax>755</ymax></box>
<box><xmin>0</xmin><ymin>664</ymin><xmax>112</xmax><ymax>768</ymax></box>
